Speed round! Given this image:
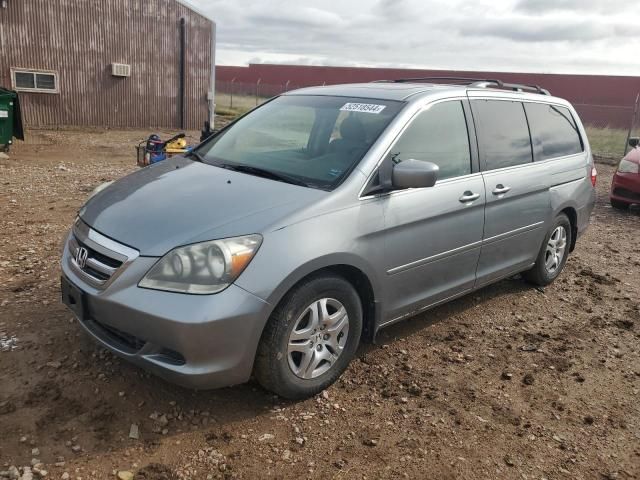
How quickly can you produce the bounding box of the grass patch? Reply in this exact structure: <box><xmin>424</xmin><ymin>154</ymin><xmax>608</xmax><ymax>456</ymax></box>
<box><xmin>585</xmin><ymin>126</ymin><xmax>629</xmax><ymax>159</ymax></box>
<box><xmin>215</xmin><ymin>106</ymin><xmax>245</xmax><ymax>118</ymax></box>
<box><xmin>215</xmin><ymin>92</ymin><xmax>271</xmax><ymax>117</ymax></box>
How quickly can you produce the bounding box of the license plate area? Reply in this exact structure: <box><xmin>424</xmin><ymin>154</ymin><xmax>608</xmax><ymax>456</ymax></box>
<box><xmin>61</xmin><ymin>276</ymin><xmax>86</xmax><ymax>321</ymax></box>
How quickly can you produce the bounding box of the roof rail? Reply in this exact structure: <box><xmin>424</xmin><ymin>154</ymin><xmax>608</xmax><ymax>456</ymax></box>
<box><xmin>470</xmin><ymin>80</ymin><xmax>551</xmax><ymax>96</ymax></box>
<box><xmin>372</xmin><ymin>77</ymin><xmax>551</xmax><ymax>96</ymax></box>
<box><xmin>372</xmin><ymin>77</ymin><xmax>493</xmax><ymax>84</ymax></box>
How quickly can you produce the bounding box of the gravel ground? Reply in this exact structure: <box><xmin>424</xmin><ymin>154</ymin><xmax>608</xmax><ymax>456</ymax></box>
<box><xmin>0</xmin><ymin>129</ymin><xmax>639</xmax><ymax>480</ymax></box>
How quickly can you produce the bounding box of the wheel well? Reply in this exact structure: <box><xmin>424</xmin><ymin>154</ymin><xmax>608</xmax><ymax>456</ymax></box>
<box><xmin>560</xmin><ymin>207</ymin><xmax>578</xmax><ymax>252</ymax></box>
<box><xmin>284</xmin><ymin>265</ymin><xmax>377</xmax><ymax>344</ymax></box>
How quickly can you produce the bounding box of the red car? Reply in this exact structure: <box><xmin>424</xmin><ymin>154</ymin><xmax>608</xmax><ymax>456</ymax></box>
<box><xmin>610</xmin><ymin>137</ymin><xmax>640</xmax><ymax>210</ymax></box>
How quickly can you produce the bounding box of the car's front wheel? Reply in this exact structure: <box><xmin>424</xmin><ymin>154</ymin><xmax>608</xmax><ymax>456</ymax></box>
<box><xmin>254</xmin><ymin>274</ymin><xmax>362</xmax><ymax>399</ymax></box>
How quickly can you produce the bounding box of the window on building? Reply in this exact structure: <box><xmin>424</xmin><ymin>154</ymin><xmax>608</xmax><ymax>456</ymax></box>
<box><xmin>11</xmin><ymin>69</ymin><xmax>59</xmax><ymax>93</ymax></box>
<box><xmin>471</xmin><ymin>100</ymin><xmax>533</xmax><ymax>170</ymax></box>
<box><xmin>524</xmin><ymin>103</ymin><xmax>583</xmax><ymax>161</ymax></box>
<box><xmin>386</xmin><ymin>101</ymin><xmax>472</xmax><ymax>181</ymax></box>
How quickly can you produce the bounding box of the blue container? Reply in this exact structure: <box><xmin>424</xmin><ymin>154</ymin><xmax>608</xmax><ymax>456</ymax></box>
<box><xmin>150</xmin><ymin>151</ymin><xmax>167</xmax><ymax>163</ymax></box>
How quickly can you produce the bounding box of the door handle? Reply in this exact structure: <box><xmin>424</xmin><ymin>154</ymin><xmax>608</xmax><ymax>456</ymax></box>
<box><xmin>459</xmin><ymin>191</ymin><xmax>480</xmax><ymax>203</ymax></box>
<box><xmin>492</xmin><ymin>184</ymin><xmax>511</xmax><ymax>195</ymax></box>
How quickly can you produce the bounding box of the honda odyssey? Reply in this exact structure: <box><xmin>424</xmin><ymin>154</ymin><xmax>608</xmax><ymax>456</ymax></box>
<box><xmin>61</xmin><ymin>79</ymin><xmax>596</xmax><ymax>399</ymax></box>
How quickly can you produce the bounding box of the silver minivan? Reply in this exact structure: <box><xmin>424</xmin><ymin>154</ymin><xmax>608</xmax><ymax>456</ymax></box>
<box><xmin>61</xmin><ymin>79</ymin><xmax>596</xmax><ymax>399</ymax></box>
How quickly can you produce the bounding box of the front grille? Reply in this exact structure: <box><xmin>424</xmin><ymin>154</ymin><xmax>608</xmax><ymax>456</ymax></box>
<box><xmin>69</xmin><ymin>236</ymin><xmax>123</xmax><ymax>283</ymax></box>
<box><xmin>67</xmin><ymin>219</ymin><xmax>138</xmax><ymax>289</ymax></box>
<box><xmin>90</xmin><ymin>319</ymin><xmax>146</xmax><ymax>352</ymax></box>
<box><xmin>87</xmin><ymin>247</ymin><xmax>122</xmax><ymax>269</ymax></box>
<box><xmin>83</xmin><ymin>318</ymin><xmax>186</xmax><ymax>365</ymax></box>
<box><xmin>614</xmin><ymin>187</ymin><xmax>640</xmax><ymax>202</ymax></box>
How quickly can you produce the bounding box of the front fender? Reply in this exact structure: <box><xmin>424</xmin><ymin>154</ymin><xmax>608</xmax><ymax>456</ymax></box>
<box><xmin>263</xmin><ymin>252</ymin><xmax>382</xmax><ymax>307</ymax></box>
<box><xmin>235</xmin><ymin>203</ymin><xmax>387</xmax><ymax>317</ymax></box>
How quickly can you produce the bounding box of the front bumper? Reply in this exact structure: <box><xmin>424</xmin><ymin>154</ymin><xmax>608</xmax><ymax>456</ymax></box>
<box><xmin>61</xmin><ymin>230</ymin><xmax>271</xmax><ymax>390</ymax></box>
<box><xmin>610</xmin><ymin>171</ymin><xmax>640</xmax><ymax>205</ymax></box>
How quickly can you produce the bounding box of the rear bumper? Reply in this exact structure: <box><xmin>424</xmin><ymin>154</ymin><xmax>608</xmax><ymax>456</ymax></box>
<box><xmin>610</xmin><ymin>172</ymin><xmax>640</xmax><ymax>205</ymax></box>
<box><xmin>61</xmin><ymin>231</ymin><xmax>272</xmax><ymax>390</ymax></box>
<box><xmin>575</xmin><ymin>185</ymin><xmax>596</xmax><ymax>242</ymax></box>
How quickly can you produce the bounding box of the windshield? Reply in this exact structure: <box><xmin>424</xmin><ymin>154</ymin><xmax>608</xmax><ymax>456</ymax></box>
<box><xmin>196</xmin><ymin>95</ymin><xmax>405</xmax><ymax>190</ymax></box>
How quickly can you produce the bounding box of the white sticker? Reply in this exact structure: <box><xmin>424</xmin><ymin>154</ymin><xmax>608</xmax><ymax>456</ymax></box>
<box><xmin>0</xmin><ymin>111</ymin><xmax>7</xmax><ymax>118</ymax></box>
<box><xmin>340</xmin><ymin>103</ymin><xmax>386</xmax><ymax>114</ymax></box>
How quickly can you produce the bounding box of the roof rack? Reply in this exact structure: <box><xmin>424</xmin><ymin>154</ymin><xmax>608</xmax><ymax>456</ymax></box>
<box><xmin>373</xmin><ymin>77</ymin><xmax>551</xmax><ymax>96</ymax></box>
<box><xmin>373</xmin><ymin>76</ymin><xmax>489</xmax><ymax>85</ymax></box>
<box><xmin>470</xmin><ymin>80</ymin><xmax>551</xmax><ymax>96</ymax></box>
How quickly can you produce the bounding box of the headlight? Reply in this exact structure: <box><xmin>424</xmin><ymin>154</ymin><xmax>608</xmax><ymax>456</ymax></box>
<box><xmin>139</xmin><ymin>234</ymin><xmax>262</xmax><ymax>294</ymax></box>
<box><xmin>618</xmin><ymin>159</ymin><xmax>639</xmax><ymax>174</ymax></box>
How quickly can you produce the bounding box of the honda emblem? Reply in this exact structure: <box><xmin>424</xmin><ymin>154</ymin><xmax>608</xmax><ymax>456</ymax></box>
<box><xmin>75</xmin><ymin>247</ymin><xmax>89</xmax><ymax>269</ymax></box>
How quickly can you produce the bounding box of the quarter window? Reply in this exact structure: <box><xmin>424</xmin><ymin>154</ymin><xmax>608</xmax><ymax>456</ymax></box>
<box><xmin>387</xmin><ymin>101</ymin><xmax>471</xmax><ymax>181</ymax></box>
<box><xmin>471</xmin><ymin>100</ymin><xmax>533</xmax><ymax>170</ymax></box>
<box><xmin>524</xmin><ymin>103</ymin><xmax>583</xmax><ymax>161</ymax></box>
<box><xmin>11</xmin><ymin>68</ymin><xmax>59</xmax><ymax>93</ymax></box>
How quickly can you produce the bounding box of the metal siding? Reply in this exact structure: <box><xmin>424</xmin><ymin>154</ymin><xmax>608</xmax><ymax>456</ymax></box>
<box><xmin>0</xmin><ymin>0</ymin><xmax>213</xmax><ymax>129</ymax></box>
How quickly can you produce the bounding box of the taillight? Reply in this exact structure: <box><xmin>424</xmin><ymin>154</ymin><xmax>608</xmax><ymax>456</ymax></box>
<box><xmin>590</xmin><ymin>166</ymin><xmax>597</xmax><ymax>187</ymax></box>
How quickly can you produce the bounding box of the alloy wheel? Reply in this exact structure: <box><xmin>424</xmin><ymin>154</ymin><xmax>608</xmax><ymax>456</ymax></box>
<box><xmin>287</xmin><ymin>298</ymin><xmax>349</xmax><ymax>379</ymax></box>
<box><xmin>545</xmin><ymin>226</ymin><xmax>567</xmax><ymax>274</ymax></box>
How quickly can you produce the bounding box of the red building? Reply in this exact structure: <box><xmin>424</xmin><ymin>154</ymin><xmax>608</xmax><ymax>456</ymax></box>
<box><xmin>218</xmin><ymin>64</ymin><xmax>640</xmax><ymax>129</ymax></box>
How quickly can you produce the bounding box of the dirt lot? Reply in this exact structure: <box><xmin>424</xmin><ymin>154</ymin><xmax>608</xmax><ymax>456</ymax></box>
<box><xmin>1</xmin><ymin>129</ymin><xmax>639</xmax><ymax>480</ymax></box>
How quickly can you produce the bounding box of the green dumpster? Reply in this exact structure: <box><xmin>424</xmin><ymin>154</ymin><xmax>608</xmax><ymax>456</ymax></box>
<box><xmin>0</xmin><ymin>87</ymin><xmax>25</xmax><ymax>152</ymax></box>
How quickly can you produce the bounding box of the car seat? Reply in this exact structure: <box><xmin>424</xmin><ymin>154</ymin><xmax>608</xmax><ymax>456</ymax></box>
<box><xmin>329</xmin><ymin>116</ymin><xmax>367</xmax><ymax>154</ymax></box>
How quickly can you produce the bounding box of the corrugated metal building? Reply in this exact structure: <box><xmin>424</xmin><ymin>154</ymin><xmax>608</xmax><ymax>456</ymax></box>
<box><xmin>0</xmin><ymin>0</ymin><xmax>215</xmax><ymax>129</ymax></box>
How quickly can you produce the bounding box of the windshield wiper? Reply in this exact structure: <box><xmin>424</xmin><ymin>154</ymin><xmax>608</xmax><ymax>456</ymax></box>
<box><xmin>218</xmin><ymin>163</ymin><xmax>310</xmax><ymax>188</ymax></box>
<box><xmin>186</xmin><ymin>150</ymin><xmax>205</xmax><ymax>162</ymax></box>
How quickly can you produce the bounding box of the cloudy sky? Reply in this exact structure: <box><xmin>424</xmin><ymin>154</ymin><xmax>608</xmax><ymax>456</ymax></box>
<box><xmin>189</xmin><ymin>0</ymin><xmax>639</xmax><ymax>75</ymax></box>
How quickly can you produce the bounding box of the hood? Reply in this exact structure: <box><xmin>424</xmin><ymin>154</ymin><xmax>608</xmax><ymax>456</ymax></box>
<box><xmin>623</xmin><ymin>146</ymin><xmax>640</xmax><ymax>164</ymax></box>
<box><xmin>79</xmin><ymin>157</ymin><xmax>327</xmax><ymax>256</ymax></box>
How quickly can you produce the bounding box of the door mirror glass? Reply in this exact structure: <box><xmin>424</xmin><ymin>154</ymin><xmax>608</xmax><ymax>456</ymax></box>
<box><xmin>392</xmin><ymin>159</ymin><xmax>439</xmax><ymax>189</ymax></box>
<box><xmin>629</xmin><ymin>137</ymin><xmax>639</xmax><ymax>148</ymax></box>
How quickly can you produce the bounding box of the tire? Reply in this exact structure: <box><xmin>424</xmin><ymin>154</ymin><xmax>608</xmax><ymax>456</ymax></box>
<box><xmin>610</xmin><ymin>199</ymin><xmax>630</xmax><ymax>210</ymax></box>
<box><xmin>524</xmin><ymin>214</ymin><xmax>572</xmax><ymax>286</ymax></box>
<box><xmin>254</xmin><ymin>274</ymin><xmax>363</xmax><ymax>400</ymax></box>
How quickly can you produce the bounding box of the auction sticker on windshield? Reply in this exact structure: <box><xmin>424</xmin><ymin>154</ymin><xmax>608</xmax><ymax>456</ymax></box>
<box><xmin>340</xmin><ymin>103</ymin><xmax>387</xmax><ymax>114</ymax></box>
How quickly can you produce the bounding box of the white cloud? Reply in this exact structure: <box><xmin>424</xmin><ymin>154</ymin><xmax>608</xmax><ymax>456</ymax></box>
<box><xmin>454</xmin><ymin>15</ymin><xmax>638</xmax><ymax>42</ymax></box>
<box><xmin>514</xmin><ymin>0</ymin><xmax>630</xmax><ymax>14</ymax></box>
<box><xmin>193</xmin><ymin>0</ymin><xmax>640</xmax><ymax>75</ymax></box>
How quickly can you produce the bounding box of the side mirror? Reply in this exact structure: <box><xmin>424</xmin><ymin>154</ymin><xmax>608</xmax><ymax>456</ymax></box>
<box><xmin>392</xmin><ymin>159</ymin><xmax>439</xmax><ymax>190</ymax></box>
<box><xmin>629</xmin><ymin>137</ymin><xmax>639</xmax><ymax>148</ymax></box>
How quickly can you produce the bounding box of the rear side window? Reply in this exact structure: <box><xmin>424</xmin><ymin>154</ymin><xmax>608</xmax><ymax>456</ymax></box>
<box><xmin>471</xmin><ymin>100</ymin><xmax>533</xmax><ymax>170</ymax></box>
<box><xmin>387</xmin><ymin>101</ymin><xmax>471</xmax><ymax>181</ymax></box>
<box><xmin>524</xmin><ymin>103</ymin><xmax>583</xmax><ymax>161</ymax></box>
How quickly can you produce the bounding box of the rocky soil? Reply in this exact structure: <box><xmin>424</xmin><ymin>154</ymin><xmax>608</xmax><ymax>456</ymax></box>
<box><xmin>0</xmin><ymin>129</ymin><xmax>639</xmax><ymax>479</ymax></box>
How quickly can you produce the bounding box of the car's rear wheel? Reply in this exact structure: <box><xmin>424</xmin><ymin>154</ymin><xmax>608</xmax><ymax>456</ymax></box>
<box><xmin>524</xmin><ymin>214</ymin><xmax>572</xmax><ymax>286</ymax></box>
<box><xmin>254</xmin><ymin>274</ymin><xmax>362</xmax><ymax>399</ymax></box>
<box><xmin>610</xmin><ymin>199</ymin><xmax>630</xmax><ymax>210</ymax></box>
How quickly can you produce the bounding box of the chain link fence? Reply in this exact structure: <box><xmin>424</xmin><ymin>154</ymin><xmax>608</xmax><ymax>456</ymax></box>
<box><xmin>215</xmin><ymin>81</ymin><xmax>640</xmax><ymax>163</ymax></box>
<box><xmin>575</xmin><ymin>99</ymin><xmax>639</xmax><ymax>162</ymax></box>
<box><xmin>215</xmin><ymin>81</ymin><xmax>303</xmax><ymax>116</ymax></box>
